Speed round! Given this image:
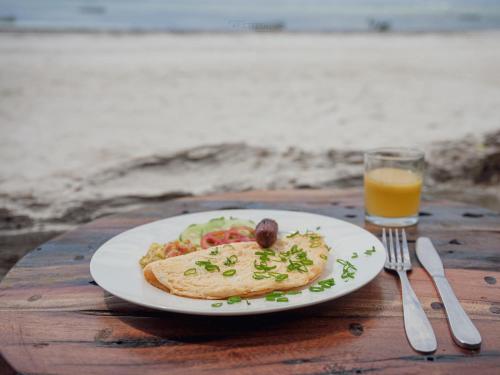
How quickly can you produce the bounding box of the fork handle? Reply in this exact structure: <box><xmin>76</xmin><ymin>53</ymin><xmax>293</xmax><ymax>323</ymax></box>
<box><xmin>398</xmin><ymin>270</ymin><xmax>437</xmax><ymax>353</ymax></box>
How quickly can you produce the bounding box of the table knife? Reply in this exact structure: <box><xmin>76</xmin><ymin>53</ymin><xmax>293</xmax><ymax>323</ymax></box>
<box><xmin>416</xmin><ymin>237</ymin><xmax>482</xmax><ymax>349</ymax></box>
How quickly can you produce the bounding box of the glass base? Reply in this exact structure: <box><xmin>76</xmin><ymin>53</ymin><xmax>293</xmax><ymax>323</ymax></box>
<box><xmin>365</xmin><ymin>213</ymin><xmax>418</xmax><ymax>227</ymax></box>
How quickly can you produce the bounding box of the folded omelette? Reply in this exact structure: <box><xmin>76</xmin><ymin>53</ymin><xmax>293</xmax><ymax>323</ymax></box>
<box><xmin>143</xmin><ymin>233</ymin><xmax>329</xmax><ymax>299</ymax></box>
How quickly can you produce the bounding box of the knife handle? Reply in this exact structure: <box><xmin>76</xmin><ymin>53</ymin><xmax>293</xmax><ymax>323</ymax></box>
<box><xmin>434</xmin><ymin>276</ymin><xmax>482</xmax><ymax>349</ymax></box>
<box><xmin>398</xmin><ymin>271</ymin><xmax>437</xmax><ymax>353</ymax></box>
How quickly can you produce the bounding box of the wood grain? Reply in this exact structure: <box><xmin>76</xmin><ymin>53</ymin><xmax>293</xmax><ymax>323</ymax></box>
<box><xmin>0</xmin><ymin>189</ymin><xmax>499</xmax><ymax>375</ymax></box>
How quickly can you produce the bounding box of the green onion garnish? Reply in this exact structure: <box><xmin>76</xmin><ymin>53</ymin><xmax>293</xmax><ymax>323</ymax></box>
<box><xmin>320</xmin><ymin>254</ymin><xmax>328</xmax><ymax>260</ymax></box>
<box><xmin>223</xmin><ymin>269</ymin><xmax>236</xmax><ymax>277</ymax></box>
<box><xmin>195</xmin><ymin>260</ymin><xmax>220</xmax><ymax>272</ymax></box>
<box><xmin>286</xmin><ymin>290</ymin><xmax>302</xmax><ymax>295</ymax></box>
<box><xmin>253</xmin><ymin>272</ymin><xmax>269</xmax><ymax>280</ymax></box>
<box><xmin>286</xmin><ymin>231</ymin><xmax>300</xmax><ymax>238</ymax></box>
<box><xmin>205</xmin><ymin>264</ymin><xmax>220</xmax><ymax>272</ymax></box>
<box><xmin>254</xmin><ymin>261</ymin><xmax>277</xmax><ymax>272</ymax></box>
<box><xmin>224</xmin><ymin>255</ymin><xmax>238</xmax><ymax>266</ymax></box>
<box><xmin>195</xmin><ymin>260</ymin><xmax>210</xmax><ymax>266</ymax></box>
<box><xmin>227</xmin><ymin>296</ymin><xmax>242</xmax><ymax>304</ymax></box>
<box><xmin>319</xmin><ymin>278</ymin><xmax>335</xmax><ymax>288</ymax></box>
<box><xmin>351</xmin><ymin>252</ymin><xmax>359</xmax><ymax>259</ymax></box>
<box><xmin>211</xmin><ymin>302</ymin><xmax>223</xmax><ymax>308</ymax></box>
<box><xmin>275</xmin><ymin>274</ymin><xmax>288</xmax><ymax>282</ymax></box>
<box><xmin>183</xmin><ymin>268</ymin><xmax>197</xmax><ymax>276</ymax></box>
<box><xmin>209</xmin><ymin>248</ymin><xmax>219</xmax><ymax>256</ymax></box>
<box><xmin>276</xmin><ymin>297</ymin><xmax>289</xmax><ymax>302</ymax></box>
<box><xmin>309</xmin><ymin>286</ymin><xmax>324</xmax><ymax>292</ymax></box>
<box><xmin>337</xmin><ymin>258</ymin><xmax>357</xmax><ymax>281</ymax></box>
<box><xmin>364</xmin><ymin>246</ymin><xmax>376</xmax><ymax>256</ymax></box>
<box><xmin>266</xmin><ymin>291</ymin><xmax>284</xmax><ymax>298</ymax></box>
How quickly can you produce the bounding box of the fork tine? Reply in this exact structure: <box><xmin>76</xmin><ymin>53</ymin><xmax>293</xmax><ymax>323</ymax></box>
<box><xmin>382</xmin><ymin>228</ymin><xmax>390</xmax><ymax>265</ymax></box>
<box><xmin>395</xmin><ymin>229</ymin><xmax>402</xmax><ymax>268</ymax></box>
<box><xmin>401</xmin><ymin>229</ymin><xmax>411</xmax><ymax>268</ymax></box>
<box><xmin>388</xmin><ymin>228</ymin><xmax>396</xmax><ymax>267</ymax></box>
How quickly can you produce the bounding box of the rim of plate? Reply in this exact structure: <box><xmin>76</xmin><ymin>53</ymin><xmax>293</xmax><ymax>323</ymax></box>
<box><xmin>90</xmin><ymin>209</ymin><xmax>386</xmax><ymax>316</ymax></box>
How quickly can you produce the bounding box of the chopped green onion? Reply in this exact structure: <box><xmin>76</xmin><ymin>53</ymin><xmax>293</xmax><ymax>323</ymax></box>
<box><xmin>319</xmin><ymin>278</ymin><xmax>335</xmax><ymax>288</ymax></box>
<box><xmin>224</xmin><ymin>255</ymin><xmax>238</xmax><ymax>266</ymax></box>
<box><xmin>195</xmin><ymin>260</ymin><xmax>210</xmax><ymax>267</ymax></box>
<box><xmin>254</xmin><ymin>260</ymin><xmax>277</xmax><ymax>272</ymax></box>
<box><xmin>195</xmin><ymin>260</ymin><xmax>220</xmax><ymax>273</ymax></box>
<box><xmin>286</xmin><ymin>231</ymin><xmax>300</xmax><ymax>238</ymax></box>
<box><xmin>266</xmin><ymin>291</ymin><xmax>284</xmax><ymax>298</ymax></box>
<box><xmin>265</xmin><ymin>295</ymin><xmax>276</xmax><ymax>301</ymax></box>
<box><xmin>209</xmin><ymin>248</ymin><xmax>219</xmax><ymax>256</ymax></box>
<box><xmin>276</xmin><ymin>297</ymin><xmax>289</xmax><ymax>302</ymax></box>
<box><xmin>320</xmin><ymin>254</ymin><xmax>328</xmax><ymax>260</ymax></box>
<box><xmin>252</xmin><ymin>272</ymin><xmax>269</xmax><ymax>280</ymax></box>
<box><xmin>211</xmin><ymin>302</ymin><xmax>223</xmax><ymax>308</ymax></box>
<box><xmin>183</xmin><ymin>268</ymin><xmax>197</xmax><ymax>276</ymax></box>
<box><xmin>337</xmin><ymin>258</ymin><xmax>357</xmax><ymax>281</ymax></box>
<box><xmin>227</xmin><ymin>296</ymin><xmax>242</xmax><ymax>304</ymax></box>
<box><xmin>286</xmin><ymin>290</ymin><xmax>302</xmax><ymax>295</ymax></box>
<box><xmin>205</xmin><ymin>264</ymin><xmax>220</xmax><ymax>272</ymax></box>
<box><xmin>309</xmin><ymin>286</ymin><xmax>324</xmax><ymax>292</ymax></box>
<box><xmin>287</xmin><ymin>260</ymin><xmax>308</xmax><ymax>273</ymax></box>
<box><xmin>275</xmin><ymin>274</ymin><xmax>289</xmax><ymax>282</ymax></box>
<box><xmin>223</xmin><ymin>269</ymin><xmax>236</xmax><ymax>277</ymax></box>
<box><xmin>364</xmin><ymin>246</ymin><xmax>376</xmax><ymax>256</ymax></box>
<box><xmin>351</xmin><ymin>252</ymin><xmax>359</xmax><ymax>259</ymax></box>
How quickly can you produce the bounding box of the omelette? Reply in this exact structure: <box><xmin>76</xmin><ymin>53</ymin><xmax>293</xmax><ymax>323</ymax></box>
<box><xmin>143</xmin><ymin>233</ymin><xmax>330</xmax><ymax>299</ymax></box>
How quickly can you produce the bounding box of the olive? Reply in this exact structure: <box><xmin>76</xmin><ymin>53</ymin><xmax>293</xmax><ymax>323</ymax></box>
<box><xmin>255</xmin><ymin>218</ymin><xmax>278</xmax><ymax>248</ymax></box>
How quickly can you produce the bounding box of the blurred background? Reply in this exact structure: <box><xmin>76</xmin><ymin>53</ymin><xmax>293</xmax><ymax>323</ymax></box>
<box><xmin>1</xmin><ymin>0</ymin><xmax>500</xmax><ymax>279</ymax></box>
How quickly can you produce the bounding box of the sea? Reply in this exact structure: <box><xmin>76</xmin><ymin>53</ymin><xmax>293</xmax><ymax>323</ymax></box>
<box><xmin>1</xmin><ymin>0</ymin><xmax>500</xmax><ymax>32</ymax></box>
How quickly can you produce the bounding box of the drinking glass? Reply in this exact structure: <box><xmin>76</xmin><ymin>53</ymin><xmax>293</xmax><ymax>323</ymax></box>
<box><xmin>364</xmin><ymin>148</ymin><xmax>425</xmax><ymax>227</ymax></box>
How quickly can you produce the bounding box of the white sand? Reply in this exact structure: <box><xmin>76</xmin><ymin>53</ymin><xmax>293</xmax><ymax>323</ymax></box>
<box><xmin>1</xmin><ymin>32</ymin><xmax>499</xmax><ymax>222</ymax></box>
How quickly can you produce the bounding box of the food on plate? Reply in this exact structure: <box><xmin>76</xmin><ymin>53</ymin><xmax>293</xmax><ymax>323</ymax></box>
<box><xmin>180</xmin><ymin>217</ymin><xmax>256</xmax><ymax>247</ymax></box>
<box><xmin>139</xmin><ymin>240</ymin><xmax>198</xmax><ymax>268</ymax></box>
<box><xmin>143</xmin><ymin>231</ymin><xmax>329</xmax><ymax>299</ymax></box>
<box><xmin>139</xmin><ymin>217</ymin><xmax>255</xmax><ymax>268</ymax></box>
<box><xmin>255</xmin><ymin>218</ymin><xmax>279</xmax><ymax>248</ymax></box>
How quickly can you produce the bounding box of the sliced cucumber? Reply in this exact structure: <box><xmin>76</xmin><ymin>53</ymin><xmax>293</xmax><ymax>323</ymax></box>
<box><xmin>225</xmin><ymin>217</ymin><xmax>255</xmax><ymax>229</ymax></box>
<box><xmin>179</xmin><ymin>223</ymin><xmax>205</xmax><ymax>245</ymax></box>
<box><xmin>179</xmin><ymin>217</ymin><xmax>255</xmax><ymax>246</ymax></box>
<box><xmin>203</xmin><ymin>217</ymin><xmax>227</xmax><ymax>233</ymax></box>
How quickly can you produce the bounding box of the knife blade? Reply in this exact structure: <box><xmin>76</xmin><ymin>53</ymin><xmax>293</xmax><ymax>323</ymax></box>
<box><xmin>416</xmin><ymin>237</ymin><xmax>482</xmax><ymax>349</ymax></box>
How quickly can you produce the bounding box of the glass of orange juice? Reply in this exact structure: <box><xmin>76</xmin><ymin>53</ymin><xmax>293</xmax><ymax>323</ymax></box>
<box><xmin>364</xmin><ymin>148</ymin><xmax>424</xmax><ymax>227</ymax></box>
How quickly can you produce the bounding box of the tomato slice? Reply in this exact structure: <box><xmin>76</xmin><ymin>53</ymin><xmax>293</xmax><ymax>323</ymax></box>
<box><xmin>201</xmin><ymin>230</ymin><xmax>226</xmax><ymax>248</ymax></box>
<box><xmin>229</xmin><ymin>226</ymin><xmax>255</xmax><ymax>238</ymax></box>
<box><xmin>225</xmin><ymin>229</ymin><xmax>243</xmax><ymax>242</ymax></box>
<box><xmin>200</xmin><ymin>227</ymin><xmax>256</xmax><ymax>249</ymax></box>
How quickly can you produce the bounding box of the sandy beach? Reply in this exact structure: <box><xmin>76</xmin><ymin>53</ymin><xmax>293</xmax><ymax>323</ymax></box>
<box><xmin>1</xmin><ymin>31</ymin><xmax>500</xmax><ymax>234</ymax></box>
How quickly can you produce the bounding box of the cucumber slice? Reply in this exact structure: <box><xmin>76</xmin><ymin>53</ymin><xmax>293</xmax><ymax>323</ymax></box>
<box><xmin>225</xmin><ymin>217</ymin><xmax>255</xmax><ymax>229</ymax></box>
<box><xmin>179</xmin><ymin>217</ymin><xmax>256</xmax><ymax>246</ymax></box>
<box><xmin>203</xmin><ymin>217</ymin><xmax>227</xmax><ymax>233</ymax></box>
<box><xmin>179</xmin><ymin>223</ymin><xmax>204</xmax><ymax>245</ymax></box>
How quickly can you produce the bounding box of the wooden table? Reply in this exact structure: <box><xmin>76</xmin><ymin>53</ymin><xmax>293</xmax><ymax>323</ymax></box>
<box><xmin>1</xmin><ymin>189</ymin><xmax>499</xmax><ymax>374</ymax></box>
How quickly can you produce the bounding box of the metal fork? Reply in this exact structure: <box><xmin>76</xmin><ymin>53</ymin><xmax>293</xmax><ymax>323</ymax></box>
<box><xmin>383</xmin><ymin>228</ymin><xmax>437</xmax><ymax>353</ymax></box>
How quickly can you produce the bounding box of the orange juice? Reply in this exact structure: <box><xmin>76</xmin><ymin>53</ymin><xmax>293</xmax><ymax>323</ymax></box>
<box><xmin>364</xmin><ymin>167</ymin><xmax>422</xmax><ymax>217</ymax></box>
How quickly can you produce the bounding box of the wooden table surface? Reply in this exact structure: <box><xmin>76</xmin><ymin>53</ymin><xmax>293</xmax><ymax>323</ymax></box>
<box><xmin>0</xmin><ymin>189</ymin><xmax>499</xmax><ymax>375</ymax></box>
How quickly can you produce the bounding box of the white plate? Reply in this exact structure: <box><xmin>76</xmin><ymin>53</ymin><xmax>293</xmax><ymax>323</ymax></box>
<box><xmin>90</xmin><ymin>209</ymin><xmax>386</xmax><ymax>315</ymax></box>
